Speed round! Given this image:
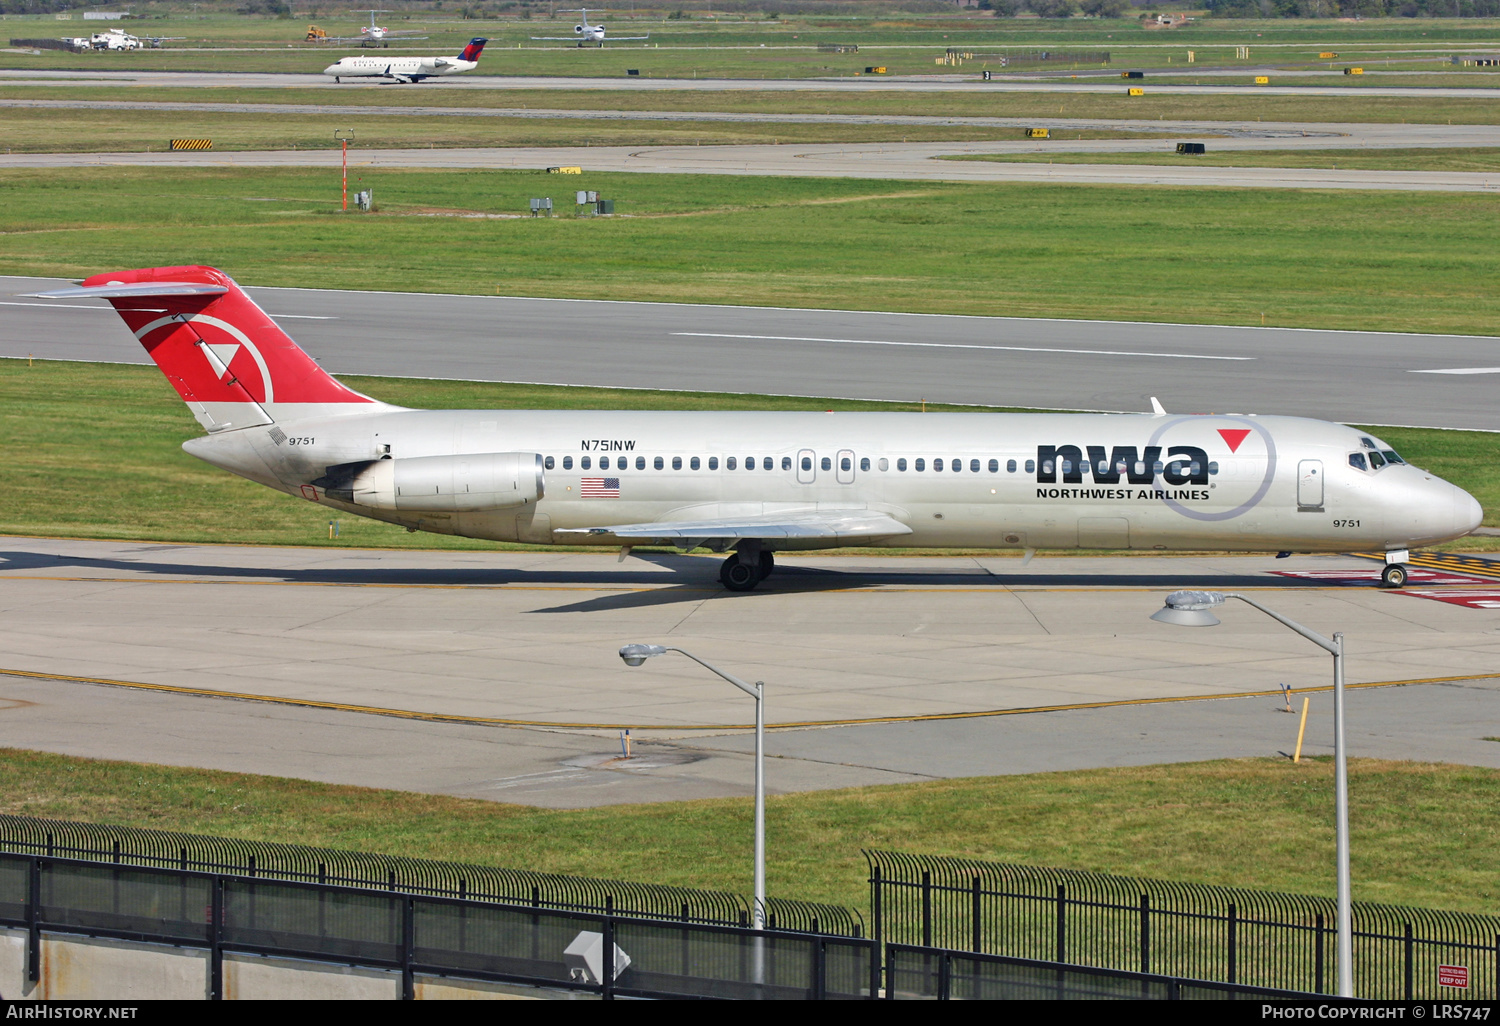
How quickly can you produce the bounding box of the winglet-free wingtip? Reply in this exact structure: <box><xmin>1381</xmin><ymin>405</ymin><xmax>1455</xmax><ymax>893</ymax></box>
<box><xmin>1150</xmin><ymin>396</ymin><xmax>1167</xmax><ymax>416</ymax></box>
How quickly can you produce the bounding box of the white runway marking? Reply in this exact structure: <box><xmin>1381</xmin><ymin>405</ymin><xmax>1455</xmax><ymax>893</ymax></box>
<box><xmin>1410</xmin><ymin>367</ymin><xmax>1500</xmax><ymax>375</ymax></box>
<box><xmin>672</xmin><ymin>332</ymin><xmax>1254</xmax><ymax>361</ymax></box>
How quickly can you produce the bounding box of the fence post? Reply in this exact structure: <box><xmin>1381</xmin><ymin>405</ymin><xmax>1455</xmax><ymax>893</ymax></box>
<box><xmin>871</xmin><ymin>863</ymin><xmax>883</xmax><ymax>998</ymax></box>
<box><xmin>938</xmin><ymin>951</ymin><xmax>951</xmax><ymax>1000</ymax></box>
<box><xmin>921</xmin><ymin>870</ymin><xmax>932</xmax><ymax>949</ymax></box>
<box><xmin>209</xmin><ymin>876</ymin><xmax>224</xmax><ymax>1000</ymax></box>
<box><xmin>813</xmin><ymin>938</ymin><xmax>826</xmax><ymax>1000</ymax></box>
<box><xmin>1056</xmin><ymin>884</ymin><xmax>1066</xmax><ymax>963</ymax></box>
<box><xmin>1227</xmin><ymin>903</ymin><xmax>1237</xmax><ymax>984</ymax></box>
<box><xmin>1316</xmin><ymin>913</ymin><xmax>1326</xmax><ymax>994</ymax></box>
<box><xmin>971</xmin><ymin>876</ymin><xmax>982</xmax><ymax>953</ymax></box>
<box><xmin>1140</xmin><ymin>893</ymin><xmax>1151</xmax><ymax>975</ymax></box>
<box><xmin>401</xmin><ymin>897</ymin><xmax>415</xmax><ymax>1000</ymax></box>
<box><xmin>26</xmin><ymin>856</ymin><xmax>40</xmax><ymax>987</ymax></box>
<box><xmin>1404</xmin><ymin>922</ymin><xmax>1413</xmax><ymax>1001</ymax></box>
<box><xmin>602</xmin><ymin>916</ymin><xmax>616</xmax><ymax>1001</ymax></box>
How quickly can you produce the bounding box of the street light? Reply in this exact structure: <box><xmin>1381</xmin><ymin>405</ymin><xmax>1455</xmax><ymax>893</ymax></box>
<box><xmin>618</xmin><ymin>644</ymin><xmax>766</xmax><ymax>931</ymax></box>
<box><xmin>1150</xmin><ymin>590</ymin><xmax>1352</xmax><ymax>998</ymax></box>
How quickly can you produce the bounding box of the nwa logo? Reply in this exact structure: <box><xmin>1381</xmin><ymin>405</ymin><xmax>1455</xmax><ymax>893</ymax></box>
<box><xmin>1037</xmin><ymin>445</ymin><xmax>1210</xmax><ymax>487</ymax></box>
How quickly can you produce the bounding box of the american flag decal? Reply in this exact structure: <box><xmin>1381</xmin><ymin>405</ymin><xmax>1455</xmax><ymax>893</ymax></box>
<box><xmin>580</xmin><ymin>477</ymin><xmax>620</xmax><ymax>498</ymax></box>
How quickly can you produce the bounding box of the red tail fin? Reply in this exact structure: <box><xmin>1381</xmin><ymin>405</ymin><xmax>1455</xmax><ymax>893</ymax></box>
<box><xmin>34</xmin><ymin>266</ymin><xmax>379</xmax><ymax>430</ymax></box>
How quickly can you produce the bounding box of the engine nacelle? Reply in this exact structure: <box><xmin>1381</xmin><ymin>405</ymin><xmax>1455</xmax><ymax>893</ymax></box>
<box><xmin>575</xmin><ymin>24</ymin><xmax>585</xmax><ymax>32</ymax></box>
<box><xmin>315</xmin><ymin>453</ymin><xmax>544</xmax><ymax>512</ymax></box>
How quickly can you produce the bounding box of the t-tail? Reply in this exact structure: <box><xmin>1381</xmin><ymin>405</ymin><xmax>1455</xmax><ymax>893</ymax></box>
<box><xmin>29</xmin><ymin>265</ymin><xmax>390</xmax><ymax>432</ymax></box>
<box><xmin>457</xmin><ymin>37</ymin><xmax>487</xmax><ymax>62</ymax></box>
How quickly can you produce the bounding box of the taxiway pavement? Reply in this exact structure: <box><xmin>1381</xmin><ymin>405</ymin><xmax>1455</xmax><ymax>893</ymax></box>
<box><xmin>1</xmin><ymin>538</ymin><xmax>1496</xmax><ymax>807</ymax></box>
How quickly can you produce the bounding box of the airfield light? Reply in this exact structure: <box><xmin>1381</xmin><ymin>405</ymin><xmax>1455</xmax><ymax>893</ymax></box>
<box><xmin>1150</xmin><ymin>591</ymin><xmax>1352</xmax><ymax>998</ymax></box>
<box><xmin>618</xmin><ymin>644</ymin><xmax>766</xmax><ymax>933</ymax></box>
<box><xmin>334</xmin><ymin>128</ymin><xmax>355</xmax><ymax>211</ymax></box>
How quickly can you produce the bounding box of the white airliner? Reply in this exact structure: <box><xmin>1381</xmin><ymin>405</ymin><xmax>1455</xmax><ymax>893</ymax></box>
<box><xmin>340</xmin><ymin>9</ymin><xmax>428</xmax><ymax>47</ymax></box>
<box><xmin>27</xmin><ymin>266</ymin><xmax>1482</xmax><ymax>592</ymax></box>
<box><xmin>531</xmin><ymin>9</ymin><xmax>648</xmax><ymax>47</ymax></box>
<box><xmin>324</xmin><ymin>36</ymin><xmax>485</xmax><ymax>83</ymax></box>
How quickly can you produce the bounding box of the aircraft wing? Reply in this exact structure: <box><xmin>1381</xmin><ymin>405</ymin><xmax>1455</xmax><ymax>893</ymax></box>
<box><xmin>557</xmin><ymin>508</ymin><xmax>912</xmax><ymax>545</ymax></box>
<box><xmin>530</xmin><ymin>35</ymin><xmax>581</xmax><ymax>40</ymax></box>
<box><xmin>606</xmin><ymin>34</ymin><xmax>650</xmax><ymax>40</ymax></box>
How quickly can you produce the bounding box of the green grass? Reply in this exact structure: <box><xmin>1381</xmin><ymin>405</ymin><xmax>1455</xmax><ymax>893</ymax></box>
<box><xmin>0</xmin><ymin>360</ymin><xmax>1495</xmax><ymax>552</ymax></box>
<box><xmin>948</xmin><ymin>147</ymin><xmax>1500</xmax><ymax>172</ymax></box>
<box><xmin>7</xmin><ymin>166</ymin><xmax>1500</xmax><ymax>336</ymax></box>
<box><xmin>3</xmin><ymin>747</ymin><xmax>1496</xmax><ymax>914</ymax></box>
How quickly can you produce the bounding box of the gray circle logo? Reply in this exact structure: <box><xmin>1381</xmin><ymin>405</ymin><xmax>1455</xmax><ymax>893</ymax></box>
<box><xmin>1146</xmin><ymin>416</ymin><xmax>1278</xmax><ymax>523</ymax></box>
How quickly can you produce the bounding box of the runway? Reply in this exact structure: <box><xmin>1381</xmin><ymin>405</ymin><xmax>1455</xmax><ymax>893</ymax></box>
<box><xmin>4</xmin><ymin>275</ymin><xmax>1498</xmax><ymax>430</ymax></box>
<box><xmin>5</xmin><ymin>68</ymin><xmax>1500</xmax><ymax>99</ymax></box>
<box><xmin>1</xmin><ymin>538</ymin><xmax>1497</xmax><ymax>807</ymax></box>
<box><xmin>5</xmin><ymin>139</ymin><xmax>1497</xmax><ymax>192</ymax></box>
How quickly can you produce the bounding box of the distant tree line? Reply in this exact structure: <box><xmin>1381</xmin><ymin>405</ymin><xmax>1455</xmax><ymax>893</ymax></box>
<box><xmin>1204</xmin><ymin>0</ymin><xmax>1500</xmax><ymax>15</ymax></box>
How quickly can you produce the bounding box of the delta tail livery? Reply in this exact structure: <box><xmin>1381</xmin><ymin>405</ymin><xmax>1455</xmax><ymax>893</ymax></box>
<box><xmin>30</xmin><ymin>267</ymin><xmax>1481</xmax><ymax>591</ymax></box>
<box><xmin>324</xmin><ymin>36</ymin><xmax>485</xmax><ymax>83</ymax></box>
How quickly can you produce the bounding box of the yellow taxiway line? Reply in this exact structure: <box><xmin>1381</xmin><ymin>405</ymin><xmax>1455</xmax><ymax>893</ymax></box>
<box><xmin>2</xmin><ymin>665</ymin><xmax>1496</xmax><ymax>733</ymax></box>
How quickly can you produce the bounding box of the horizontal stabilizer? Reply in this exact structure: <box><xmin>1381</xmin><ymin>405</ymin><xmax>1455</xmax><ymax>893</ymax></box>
<box><xmin>27</xmin><ymin>282</ymin><xmax>228</xmax><ymax>300</ymax></box>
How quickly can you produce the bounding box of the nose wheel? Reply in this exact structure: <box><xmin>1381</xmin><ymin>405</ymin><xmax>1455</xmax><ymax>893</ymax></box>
<box><xmin>1379</xmin><ymin>563</ymin><xmax>1408</xmax><ymax>589</ymax></box>
<box><xmin>719</xmin><ymin>551</ymin><xmax>774</xmax><ymax>592</ymax></box>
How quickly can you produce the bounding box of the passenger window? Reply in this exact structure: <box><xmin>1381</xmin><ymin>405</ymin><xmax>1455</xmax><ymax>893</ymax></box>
<box><xmin>563</xmin><ymin>456</ymin><xmax>573</xmax><ymax>470</ymax></box>
<box><xmin>544</xmin><ymin>456</ymin><xmax>555</xmax><ymax>470</ymax></box>
<box><xmin>1041</xmin><ymin>460</ymin><xmax>1053</xmax><ymax>475</ymax></box>
<box><xmin>782</xmin><ymin>456</ymin><xmax>792</xmax><ymax>471</ymax></box>
<box><xmin>934</xmin><ymin>458</ymin><xmax>944</xmax><ymax>472</ymax></box>
<box><xmin>1059</xmin><ymin>459</ymin><xmax>1072</xmax><ymax>475</ymax></box>
<box><xmin>746</xmin><ymin>456</ymin><xmax>756</xmax><ymax>470</ymax></box>
<box><xmin>581</xmin><ymin>456</ymin><xmax>592</xmax><ymax>470</ymax></box>
<box><xmin>691</xmin><ymin>456</ymin><xmax>700</xmax><ymax>470</ymax></box>
<box><xmin>878</xmin><ymin>458</ymin><xmax>889</xmax><ymax>471</ymax></box>
<box><xmin>915</xmin><ymin>458</ymin><xmax>926</xmax><ymax>472</ymax></box>
<box><xmin>1369</xmin><ymin>451</ymin><xmax>1387</xmax><ymax>469</ymax></box>
<box><xmin>1153</xmin><ymin>461</ymin><xmax>1165</xmax><ymax>475</ymax></box>
<box><xmin>1025</xmin><ymin>460</ymin><xmax>1035</xmax><ymax>474</ymax></box>
<box><xmin>654</xmin><ymin>456</ymin><xmax>664</xmax><ymax>470</ymax></box>
<box><xmin>1207</xmin><ymin>462</ymin><xmax>1219</xmax><ymax>475</ymax></box>
<box><xmin>635</xmin><ymin>456</ymin><xmax>646</xmax><ymax>470</ymax></box>
<box><xmin>972</xmin><ymin>459</ymin><xmax>982</xmax><ymax>473</ymax></box>
<box><xmin>1098</xmin><ymin>461</ymin><xmax>1110</xmax><ymax>475</ymax></box>
<box><xmin>672</xmin><ymin>456</ymin><xmax>682</xmax><ymax>470</ymax></box>
<box><xmin>860</xmin><ymin>457</ymin><xmax>871</xmax><ymax>471</ymax></box>
<box><xmin>1189</xmin><ymin>462</ymin><xmax>1201</xmax><ymax>476</ymax></box>
<box><xmin>1134</xmin><ymin>462</ymin><xmax>1145</xmax><ymax>477</ymax></box>
<box><xmin>763</xmin><ymin>457</ymin><xmax>773</xmax><ymax>471</ymax></box>
<box><xmin>801</xmin><ymin>456</ymin><xmax>812</xmax><ymax>471</ymax></box>
<box><xmin>709</xmin><ymin>457</ymin><xmax>719</xmax><ymax>470</ymax></box>
<box><xmin>897</xmin><ymin>458</ymin><xmax>908</xmax><ymax>472</ymax></box>
<box><xmin>1349</xmin><ymin>453</ymin><xmax>1368</xmax><ymax>472</ymax></box>
<box><xmin>727</xmin><ymin>457</ymin><xmax>737</xmax><ymax>470</ymax></box>
<box><xmin>1383</xmin><ymin>450</ymin><xmax>1405</xmax><ymax>465</ymax></box>
<box><xmin>840</xmin><ymin>456</ymin><xmax>851</xmax><ymax>471</ymax></box>
<box><xmin>952</xmin><ymin>459</ymin><xmax>961</xmax><ymax>473</ymax></box>
<box><xmin>1004</xmin><ymin>460</ymin><xmax>1013</xmax><ymax>473</ymax></box>
<box><xmin>821</xmin><ymin>457</ymin><xmax>832</xmax><ymax>471</ymax></box>
<box><xmin>599</xmin><ymin>456</ymin><xmax>610</xmax><ymax>470</ymax></box>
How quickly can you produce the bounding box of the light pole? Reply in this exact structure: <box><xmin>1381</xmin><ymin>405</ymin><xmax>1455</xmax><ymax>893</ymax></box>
<box><xmin>1150</xmin><ymin>590</ymin><xmax>1352</xmax><ymax>998</ymax></box>
<box><xmin>618</xmin><ymin>644</ymin><xmax>766</xmax><ymax>931</ymax></box>
<box><xmin>334</xmin><ymin>128</ymin><xmax>355</xmax><ymax>211</ymax></box>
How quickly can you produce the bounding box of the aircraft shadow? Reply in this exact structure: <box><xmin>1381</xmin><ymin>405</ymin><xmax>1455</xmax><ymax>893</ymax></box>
<box><xmin>0</xmin><ymin>548</ymin><xmax>1347</xmax><ymax>613</ymax></box>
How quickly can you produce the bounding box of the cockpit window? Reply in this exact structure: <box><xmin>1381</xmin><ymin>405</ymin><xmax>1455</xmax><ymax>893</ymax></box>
<box><xmin>1368</xmin><ymin>451</ymin><xmax>1387</xmax><ymax>469</ymax></box>
<box><xmin>1360</xmin><ymin>437</ymin><xmax>1377</xmax><ymax>450</ymax></box>
<box><xmin>1383</xmin><ymin>450</ymin><xmax>1405</xmax><ymax>465</ymax></box>
<box><xmin>1348</xmin><ymin>453</ymin><xmax>1368</xmax><ymax>472</ymax></box>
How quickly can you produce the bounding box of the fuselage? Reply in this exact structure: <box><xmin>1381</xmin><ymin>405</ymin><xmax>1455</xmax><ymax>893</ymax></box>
<box><xmin>323</xmin><ymin>55</ymin><xmax>477</xmax><ymax>80</ymax></box>
<box><xmin>185</xmin><ymin>407</ymin><xmax>1482</xmax><ymax>553</ymax></box>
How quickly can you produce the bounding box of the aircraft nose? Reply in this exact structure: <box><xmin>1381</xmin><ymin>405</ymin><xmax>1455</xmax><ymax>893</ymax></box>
<box><xmin>1455</xmin><ymin>484</ymin><xmax>1484</xmax><ymax>536</ymax></box>
<box><xmin>323</xmin><ymin>63</ymin><xmax>340</xmax><ymax>74</ymax></box>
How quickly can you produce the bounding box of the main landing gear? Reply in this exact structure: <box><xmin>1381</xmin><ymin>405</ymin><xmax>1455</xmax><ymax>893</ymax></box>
<box><xmin>719</xmin><ymin>549</ymin><xmax>774</xmax><ymax>592</ymax></box>
<box><xmin>1378</xmin><ymin>549</ymin><xmax>1410</xmax><ymax>589</ymax></box>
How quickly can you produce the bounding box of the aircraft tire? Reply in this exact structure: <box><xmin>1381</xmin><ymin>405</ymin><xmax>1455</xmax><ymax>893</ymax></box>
<box><xmin>757</xmin><ymin>551</ymin><xmax>775</xmax><ymax>581</ymax></box>
<box><xmin>1380</xmin><ymin>563</ymin><xmax>1408</xmax><ymax>589</ymax></box>
<box><xmin>720</xmin><ymin>556</ymin><xmax>760</xmax><ymax>592</ymax></box>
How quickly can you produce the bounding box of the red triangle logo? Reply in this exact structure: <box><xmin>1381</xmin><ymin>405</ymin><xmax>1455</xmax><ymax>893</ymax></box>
<box><xmin>1218</xmin><ymin>428</ymin><xmax>1251</xmax><ymax>453</ymax></box>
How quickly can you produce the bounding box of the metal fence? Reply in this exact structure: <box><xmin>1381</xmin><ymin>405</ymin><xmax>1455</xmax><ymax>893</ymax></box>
<box><xmin>0</xmin><ymin>814</ymin><xmax>859</xmax><ymax>937</ymax></box>
<box><xmin>0</xmin><ymin>851</ymin><xmax>876</xmax><ymax>1000</ymax></box>
<box><xmin>867</xmin><ymin>851</ymin><xmax>1500</xmax><ymax>1000</ymax></box>
<box><xmin>885</xmin><ymin>944</ymin><xmax>1315</xmax><ymax>1000</ymax></box>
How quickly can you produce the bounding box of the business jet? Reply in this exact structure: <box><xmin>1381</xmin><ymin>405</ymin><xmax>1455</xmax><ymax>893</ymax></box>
<box><xmin>333</xmin><ymin>9</ymin><xmax>428</xmax><ymax>47</ymax></box>
<box><xmin>531</xmin><ymin>9</ymin><xmax>648</xmax><ymax>47</ymax></box>
<box><xmin>324</xmin><ymin>37</ymin><xmax>485</xmax><ymax>83</ymax></box>
<box><xmin>26</xmin><ymin>266</ymin><xmax>1482</xmax><ymax>592</ymax></box>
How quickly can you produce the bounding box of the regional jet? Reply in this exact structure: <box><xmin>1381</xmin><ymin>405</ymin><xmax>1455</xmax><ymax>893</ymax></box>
<box><xmin>324</xmin><ymin>36</ymin><xmax>485</xmax><ymax>83</ymax></box>
<box><xmin>27</xmin><ymin>266</ymin><xmax>1482</xmax><ymax>591</ymax></box>
<box><xmin>531</xmin><ymin>9</ymin><xmax>648</xmax><ymax>47</ymax></box>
